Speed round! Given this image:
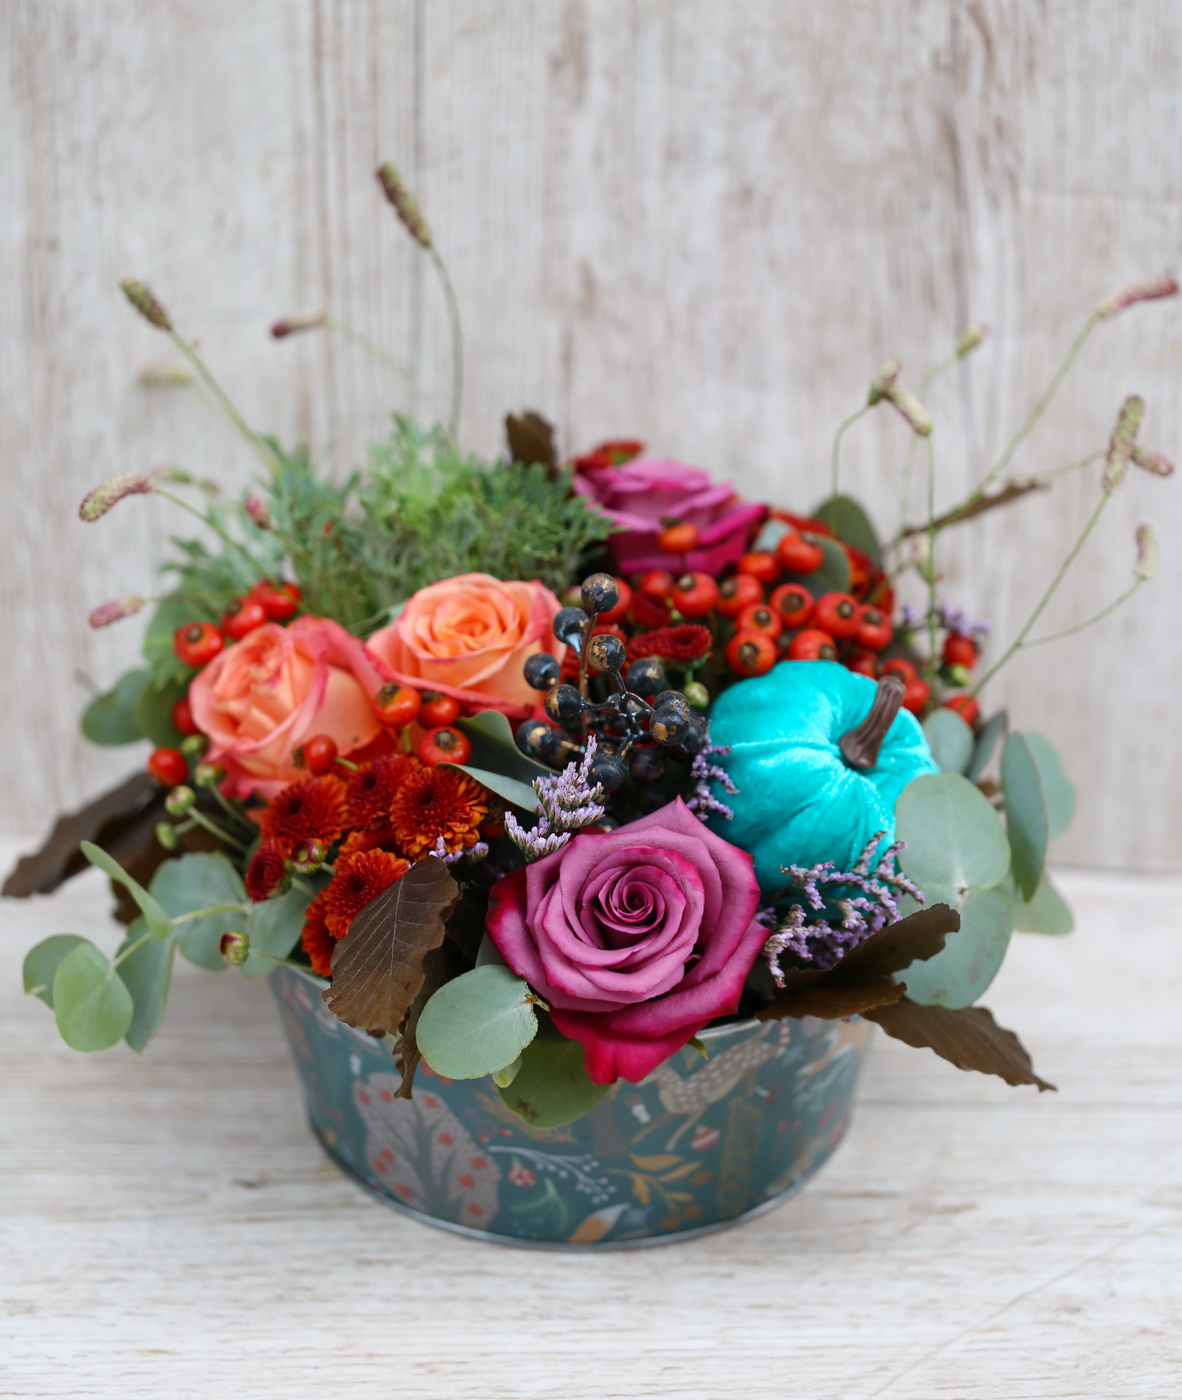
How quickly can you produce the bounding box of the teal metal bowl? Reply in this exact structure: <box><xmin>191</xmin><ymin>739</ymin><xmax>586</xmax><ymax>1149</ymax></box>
<box><xmin>272</xmin><ymin>966</ymin><xmax>870</xmax><ymax>1248</ymax></box>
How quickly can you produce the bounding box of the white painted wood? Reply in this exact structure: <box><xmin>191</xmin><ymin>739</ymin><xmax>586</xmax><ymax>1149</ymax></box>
<box><xmin>2</xmin><ymin>2</ymin><xmax>1179</xmax><ymax>869</ymax></box>
<box><xmin>4</xmin><ymin>851</ymin><xmax>1180</xmax><ymax>1398</ymax></box>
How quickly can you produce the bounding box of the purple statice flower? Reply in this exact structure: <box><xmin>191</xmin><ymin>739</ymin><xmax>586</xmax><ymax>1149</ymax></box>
<box><xmin>761</xmin><ymin>830</ymin><xmax>925</xmax><ymax>983</ymax></box>
<box><xmin>936</xmin><ymin>586</ymin><xmax>991</xmax><ymax>639</ymax></box>
<box><xmin>430</xmin><ymin>835</ymin><xmax>489</xmax><ymax>865</ymax></box>
<box><xmin>686</xmin><ymin>723</ymin><xmax>739</xmax><ymax>822</ymax></box>
<box><xmin>506</xmin><ymin>735</ymin><xmax>606</xmax><ymax>861</ymax></box>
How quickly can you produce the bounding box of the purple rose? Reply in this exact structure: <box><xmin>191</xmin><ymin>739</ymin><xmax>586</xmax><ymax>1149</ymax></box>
<box><xmin>486</xmin><ymin>799</ymin><xmax>767</xmax><ymax>1084</ymax></box>
<box><xmin>573</xmin><ymin>457</ymin><xmax>766</xmax><ymax>575</ymax></box>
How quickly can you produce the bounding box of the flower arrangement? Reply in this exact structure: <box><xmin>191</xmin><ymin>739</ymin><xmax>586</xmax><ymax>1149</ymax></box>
<box><xmin>11</xmin><ymin>168</ymin><xmax>1176</xmax><ymax>1199</ymax></box>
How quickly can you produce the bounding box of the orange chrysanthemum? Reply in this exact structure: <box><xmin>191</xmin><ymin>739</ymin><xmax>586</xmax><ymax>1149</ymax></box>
<box><xmin>260</xmin><ymin>774</ymin><xmax>347</xmax><ymax>852</ymax></box>
<box><xmin>344</xmin><ymin>753</ymin><xmax>422</xmax><ymax>831</ymax></box>
<box><xmin>323</xmin><ymin>849</ymin><xmax>410</xmax><ymax>939</ymax></box>
<box><xmin>301</xmin><ymin>891</ymin><xmax>336</xmax><ymax>979</ymax></box>
<box><xmin>337</xmin><ymin>827</ymin><xmax>403</xmax><ymax>866</ymax></box>
<box><xmin>389</xmin><ymin>767</ymin><xmax>489</xmax><ymax>860</ymax></box>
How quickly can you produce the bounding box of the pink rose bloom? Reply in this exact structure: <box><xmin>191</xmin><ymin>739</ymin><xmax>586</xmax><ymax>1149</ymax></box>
<box><xmin>365</xmin><ymin>572</ymin><xmax>561</xmax><ymax>721</ymax></box>
<box><xmin>486</xmin><ymin>799</ymin><xmax>767</xmax><ymax>1084</ymax></box>
<box><xmin>573</xmin><ymin>457</ymin><xmax>766</xmax><ymax>575</ymax></box>
<box><xmin>190</xmin><ymin>616</ymin><xmax>389</xmax><ymax>798</ymax></box>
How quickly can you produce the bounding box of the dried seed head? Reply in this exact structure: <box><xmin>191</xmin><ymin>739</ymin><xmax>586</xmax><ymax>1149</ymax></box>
<box><xmin>87</xmin><ymin>594</ymin><xmax>145</xmax><ymax>628</ymax></box>
<box><xmin>956</xmin><ymin>322</ymin><xmax>990</xmax><ymax>357</ymax></box>
<box><xmin>78</xmin><ymin>471</ymin><xmax>156</xmax><ymax>521</ymax></box>
<box><xmin>244</xmin><ymin>494</ymin><xmax>272</xmax><ymax>529</ymax></box>
<box><xmin>271</xmin><ymin>312</ymin><xmax>327</xmax><ymax>339</ymax></box>
<box><xmin>137</xmin><ymin>362</ymin><xmax>193</xmax><ymax>387</ymax></box>
<box><xmin>1134</xmin><ymin>524</ymin><xmax>1159</xmax><ymax>580</ymax></box>
<box><xmin>120</xmin><ymin>280</ymin><xmax>173</xmax><ymax>331</ymax></box>
<box><xmin>867</xmin><ymin>359</ymin><xmax>902</xmax><ymax>406</ymax></box>
<box><xmin>1102</xmin><ymin>394</ymin><xmax>1145</xmax><ymax>494</ymax></box>
<box><xmin>1131</xmin><ymin>444</ymin><xmax>1175</xmax><ymax>478</ymax></box>
<box><xmin>1096</xmin><ymin>276</ymin><xmax>1179</xmax><ymax>320</ymax></box>
<box><xmin>376</xmin><ymin>163</ymin><xmax>433</xmax><ymax>248</ymax></box>
<box><xmin>884</xmin><ymin>386</ymin><xmax>933</xmax><ymax>437</ymax></box>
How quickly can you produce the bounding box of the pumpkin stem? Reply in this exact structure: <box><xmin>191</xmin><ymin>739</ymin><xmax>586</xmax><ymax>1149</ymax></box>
<box><xmin>839</xmin><ymin>675</ymin><xmax>907</xmax><ymax>770</ymax></box>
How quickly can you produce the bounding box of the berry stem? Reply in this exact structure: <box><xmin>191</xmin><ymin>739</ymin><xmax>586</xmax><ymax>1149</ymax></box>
<box><xmin>972</xmin><ymin>491</ymin><xmax>1109</xmax><ymax>695</ymax></box>
<box><xmin>323</xmin><ymin>317</ymin><xmax>418</xmax><ymax>397</ymax></box>
<box><xmin>1019</xmin><ymin>577</ymin><xmax>1146</xmax><ymax>650</ymax></box>
<box><xmin>925</xmin><ymin>436</ymin><xmax>939</xmax><ymax>686</ymax></box>
<box><xmin>187</xmin><ymin>808</ymin><xmax>250</xmax><ymax>852</ymax></box>
<box><xmin>171</xmin><ymin>902</ymin><xmax>250</xmax><ymax>924</ymax></box>
<box><xmin>169</xmin><ymin>331</ymin><xmax>284</xmax><ymax>477</ymax></box>
<box><xmin>155</xmin><ymin>489</ymin><xmax>268</xmax><ymax>581</ymax></box>
<box><xmin>830</xmin><ymin>404</ymin><xmax>870</xmax><ymax>502</ymax></box>
<box><xmin>429</xmin><ymin>247</ymin><xmax>464</xmax><ymax>440</ymax></box>
<box><xmin>899</xmin><ymin>350</ymin><xmax>958</xmax><ymax>528</ymax></box>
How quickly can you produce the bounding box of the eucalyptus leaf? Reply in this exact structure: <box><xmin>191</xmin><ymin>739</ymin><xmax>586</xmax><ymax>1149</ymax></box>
<box><xmin>52</xmin><ymin>941</ymin><xmax>134</xmax><ymax>1052</ymax></box>
<box><xmin>1012</xmin><ymin>869</ymin><xmax>1075</xmax><ymax>935</ymax></box>
<box><xmin>1002</xmin><ymin>733</ymin><xmax>1048</xmax><ymax>901</ymax></box>
<box><xmin>498</xmin><ymin>1035</ymin><xmax>611</xmax><ymax>1128</ymax></box>
<box><xmin>895</xmin><ymin>773</ymin><xmax>1011</xmax><ymax>894</ymax></box>
<box><xmin>242</xmin><ymin>886</ymin><xmax>312</xmax><ymax>978</ymax></box>
<box><xmin>416</xmin><ymin>965</ymin><xmax>539</xmax><ymax>1080</ymax></box>
<box><xmin>449</xmin><ymin>763</ymin><xmax>539</xmax><ymax>813</ymax></box>
<box><xmin>150</xmin><ymin>852</ymin><xmax>246</xmax><ymax>970</ymax></box>
<box><xmin>1024</xmin><ymin>732</ymin><xmax>1076</xmax><ymax>839</ymax></box>
<box><xmin>22</xmin><ymin>934</ymin><xmax>89</xmax><ymax>1006</ymax></box>
<box><xmin>811</xmin><ymin>494</ymin><xmax>882</xmax><ymax>563</ymax></box>
<box><xmin>116</xmin><ymin>918</ymin><xmax>176</xmax><ymax>1051</ymax></box>
<box><xmin>81</xmin><ymin>841</ymin><xmax>173</xmax><ymax>940</ymax></box>
<box><xmin>81</xmin><ymin>670</ymin><xmax>149</xmax><ymax>746</ymax></box>
<box><xmin>923</xmin><ymin>708</ymin><xmax>975</xmax><ymax>775</ymax></box>
<box><xmin>796</xmin><ymin>534</ymin><xmax>852</xmax><ymax>595</ymax></box>
<box><xmin>492</xmin><ymin>1054</ymin><xmax>523</xmax><ymax>1089</ymax></box>
<box><xmin>895</xmin><ymin>886</ymin><xmax>1013</xmax><ymax>1008</ymax></box>
<box><xmin>133</xmin><ymin>674</ymin><xmax>190</xmax><ymax>748</ymax></box>
<box><xmin>967</xmin><ymin>709</ymin><xmax>1008</xmax><ymax>782</ymax></box>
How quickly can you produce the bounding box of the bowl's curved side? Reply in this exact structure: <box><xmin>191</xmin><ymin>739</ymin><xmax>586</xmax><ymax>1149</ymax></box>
<box><xmin>271</xmin><ymin>967</ymin><xmax>870</xmax><ymax>1248</ymax></box>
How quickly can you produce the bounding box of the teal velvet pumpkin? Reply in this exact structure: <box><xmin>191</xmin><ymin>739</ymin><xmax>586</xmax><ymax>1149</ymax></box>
<box><xmin>707</xmin><ymin>660</ymin><xmax>938</xmax><ymax>893</ymax></box>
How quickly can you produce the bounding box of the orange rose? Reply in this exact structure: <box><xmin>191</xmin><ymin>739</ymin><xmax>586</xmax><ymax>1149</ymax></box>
<box><xmin>190</xmin><ymin>616</ymin><xmax>390</xmax><ymax>797</ymax></box>
<box><xmin>365</xmin><ymin>573</ymin><xmax>561</xmax><ymax>719</ymax></box>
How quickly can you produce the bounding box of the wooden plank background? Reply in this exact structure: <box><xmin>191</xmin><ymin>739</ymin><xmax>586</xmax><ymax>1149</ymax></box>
<box><xmin>2</xmin><ymin>0</ymin><xmax>1179</xmax><ymax>870</ymax></box>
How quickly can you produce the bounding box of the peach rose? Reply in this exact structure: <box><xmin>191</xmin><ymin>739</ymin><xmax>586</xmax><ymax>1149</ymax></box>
<box><xmin>365</xmin><ymin>573</ymin><xmax>561</xmax><ymax>719</ymax></box>
<box><xmin>190</xmin><ymin>616</ymin><xmax>390</xmax><ymax>797</ymax></box>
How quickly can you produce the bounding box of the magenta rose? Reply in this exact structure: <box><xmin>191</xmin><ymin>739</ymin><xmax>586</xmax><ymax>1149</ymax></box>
<box><xmin>486</xmin><ymin>798</ymin><xmax>767</xmax><ymax>1084</ymax></box>
<box><xmin>573</xmin><ymin>456</ymin><xmax>766</xmax><ymax>575</ymax></box>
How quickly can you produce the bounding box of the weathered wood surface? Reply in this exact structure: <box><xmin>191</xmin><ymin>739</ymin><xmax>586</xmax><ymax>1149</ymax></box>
<box><xmin>1</xmin><ymin>2</ymin><xmax>1179</xmax><ymax>869</ymax></box>
<box><xmin>4</xmin><ymin>852</ymin><xmax>1180</xmax><ymax>1398</ymax></box>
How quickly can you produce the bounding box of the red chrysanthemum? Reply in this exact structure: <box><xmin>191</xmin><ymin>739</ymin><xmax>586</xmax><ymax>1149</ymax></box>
<box><xmin>629</xmin><ymin>591</ymin><xmax>673</xmax><ymax>629</ymax></box>
<box><xmin>572</xmin><ymin>439</ymin><xmax>645</xmax><ymax>472</ymax></box>
<box><xmin>300</xmin><ymin>891</ymin><xmax>336</xmax><ymax>979</ymax></box>
<box><xmin>323</xmin><ymin>849</ymin><xmax>410</xmax><ymax>939</ymax></box>
<box><xmin>260</xmin><ymin>774</ymin><xmax>347</xmax><ymax>852</ymax></box>
<box><xmin>389</xmin><ymin>767</ymin><xmax>489</xmax><ymax>860</ymax></box>
<box><xmin>245</xmin><ymin>840</ymin><xmax>290</xmax><ymax>903</ymax></box>
<box><xmin>626</xmin><ymin>624</ymin><xmax>713</xmax><ymax>666</ymax></box>
<box><xmin>344</xmin><ymin>753</ymin><xmax>422</xmax><ymax>831</ymax></box>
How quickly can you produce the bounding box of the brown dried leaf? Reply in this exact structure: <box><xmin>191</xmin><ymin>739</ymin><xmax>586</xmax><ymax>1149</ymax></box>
<box><xmin>865</xmin><ymin>999</ymin><xmax>1056</xmax><ymax>1091</ymax></box>
<box><xmin>901</xmin><ymin>481</ymin><xmax>1047</xmax><ymax>538</ymax></box>
<box><xmin>392</xmin><ymin>938</ymin><xmax>468</xmax><ymax>1099</ymax></box>
<box><xmin>757</xmin><ymin>904</ymin><xmax>959</xmax><ymax>1023</ymax></box>
<box><xmin>324</xmin><ymin>857</ymin><xmax>460</xmax><ymax>1039</ymax></box>
<box><xmin>2</xmin><ymin>772</ymin><xmax>162</xmax><ymax>899</ymax></box>
<box><xmin>505</xmin><ymin>410</ymin><xmax>557</xmax><ymax>473</ymax></box>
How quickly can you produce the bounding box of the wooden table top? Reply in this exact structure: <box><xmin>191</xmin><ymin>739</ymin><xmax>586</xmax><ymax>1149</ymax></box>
<box><xmin>3</xmin><ymin>844</ymin><xmax>1180</xmax><ymax>1399</ymax></box>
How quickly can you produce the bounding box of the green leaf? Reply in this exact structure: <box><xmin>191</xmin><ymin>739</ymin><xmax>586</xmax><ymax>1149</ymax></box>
<box><xmin>895</xmin><ymin>886</ymin><xmax>1013</xmax><ymax>1007</ymax></box>
<box><xmin>1024</xmin><ymin>732</ymin><xmax>1076</xmax><ymax>839</ymax></box>
<box><xmin>150</xmin><ymin>852</ymin><xmax>246</xmax><ymax>970</ymax></box>
<box><xmin>22</xmin><ymin>934</ymin><xmax>89</xmax><ymax>1006</ymax></box>
<box><xmin>81</xmin><ymin>670</ymin><xmax>150</xmax><ymax>746</ymax></box>
<box><xmin>133</xmin><ymin>674</ymin><xmax>189</xmax><ymax>748</ymax></box>
<box><xmin>52</xmin><ymin>941</ymin><xmax>134</xmax><ymax>1052</ymax></box>
<box><xmin>895</xmin><ymin>773</ymin><xmax>1011</xmax><ymax>894</ymax></box>
<box><xmin>450</xmin><ymin>763</ymin><xmax>539</xmax><ymax>813</ymax></box>
<box><xmin>967</xmin><ymin>709</ymin><xmax>1008</xmax><ymax>782</ymax></box>
<box><xmin>241</xmin><ymin>886</ymin><xmax>312</xmax><ymax>979</ymax></box>
<box><xmin>416</xmin><ymin>965</ymin><xmax>539</xmax><ymax>1080</ymax></box>
<box><xmin>491</xmin><ymin>1054</ymin><xmax>523</xmax><ymax>1089</ymax></box>
<box><xmin>81</xmin><ymin>841</ymin><xmax>173</xmax><ymax>940</ymax></box>
<box><xmin>1012</xmin><ymin>870</ymin><xmax>1075</xmax><ymax>935</ymax></box>
<box><xmin>797</xmin><ymin>534</ymin><xmax>852</xmax><ymax>595</ymax></box>
<box><xmin>923</xmin><ymin>708</ymin><xmax>975</xmax><ymax>775</ymax></box>
<box><xmin>142</xmin><ymin>593</ymin><xmax>211</xmax><ymax>688</ymax></box>
<box><xmin>498</xmin><ymin>1035</ymin><xmax>611</xmax><ymax>1128</ymax></box>
<box><xmin>1002</xmin><ymin>733</ymin><xmax>1048</xmax><ymax>901</ymax></box>
<box><xmin>115</xmin><ymin>918</ymin><xmax>176</xmax><ymax>1051</ymax></box>
<box><xmin>456</xmin><ymin>711</ymin><xmax>552</xmax><ymax>786</ymax></box>
<box><xmin>811</xmin><ymin>494</ymin><xmax>882</xmax><ymax>563</ymax></box>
